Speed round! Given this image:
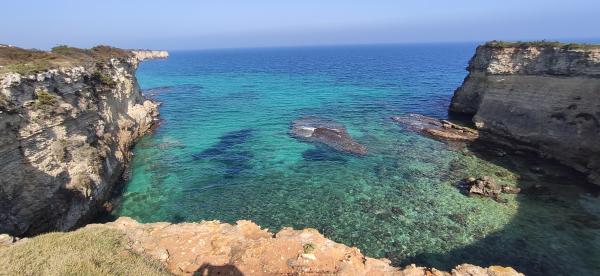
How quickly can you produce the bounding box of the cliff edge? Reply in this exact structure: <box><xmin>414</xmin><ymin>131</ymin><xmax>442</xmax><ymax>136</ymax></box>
<box><xmin>450</xmin><ymin>41</ymin><xmax>600</xmax><ymax>185</ymax></box>
<box><xmin>0</xmin><ymin>45</ymin><xmax>161</xmax><ymax>235</ymax></box>
<box><xmin>131</xmin><ymin>50</ymin><xmax>169</xmax><ymax>61</ymax></box>
<box><xmin>0</xmin><ymin>217</ymin><xmax>523</xmax><ymax>276</ymax></box>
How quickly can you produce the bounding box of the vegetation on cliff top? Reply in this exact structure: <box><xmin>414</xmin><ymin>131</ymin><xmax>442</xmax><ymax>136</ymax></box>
<box><xmin>33</xmin><ymin>90</ymin><xmax>57</xmax><ymax>109</ymax></box>
<box><xmin>0</xmin><ymin>45</ymin><xmax>132</xmax><ymax>75</ymax></box>
<box><xmin>0</xmin><ymin>226</ymin><xmax>169</xmax><ymax>276</ymax></box>
<box><xmin>484</xmin><ymin>40</ymin><xmax>600</xmax><ymax>50</ymax></box>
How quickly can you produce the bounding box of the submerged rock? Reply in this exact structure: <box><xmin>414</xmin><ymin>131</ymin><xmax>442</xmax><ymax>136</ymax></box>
<box><xmin>192</xmin><ymin>129</ymin><xmax>255</xmax><ymax>176</ymax></box>
<box><xmin>468</xmin><ymin>176</ymin><xmax>503</xmax><ymax>198</ymax></box>
<box><xmin>502</xmin><ymin>186</ymin><xmax>522</xmax><ymax>194</ymax></box>
<box><xmin>290</xmin><ymin>117</ymin><xmax>367</xmax><ymax>155</ymax></box>
<box><xmin>301</xmin><ymin>147</ymin><xmax>347</xmax><ymax>162</ymax></box>
<box><xmin>392</xmin><ymin>114</ymin><xmax>479</xmax><ymax>142</ymax></box>
<box><xmin>459</xmin><ymin>176</ymin><xmax>521</xmax><ymax>202</ymax></box>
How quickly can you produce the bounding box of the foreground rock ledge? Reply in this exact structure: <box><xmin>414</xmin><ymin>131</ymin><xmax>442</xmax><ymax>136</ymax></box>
<box><xmin>37</xmin><ymin>217</ymin><xmax>523</xmax><ymax>275</ymax></box>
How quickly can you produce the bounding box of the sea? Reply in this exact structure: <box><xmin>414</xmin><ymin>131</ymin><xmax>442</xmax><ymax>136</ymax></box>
<box><xmin>113</xmin><ymin>43</ymin><xmax>600</xmax><ymax>275</ymax></box>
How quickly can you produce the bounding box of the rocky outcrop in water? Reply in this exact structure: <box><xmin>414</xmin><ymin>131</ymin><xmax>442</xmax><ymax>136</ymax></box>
<box><xmin>0</xmin><ymin>47</ymin><xmax>160</xmax><ymax>236</ymax></box>
<box><xmin>0</xmin><ymin>217</ymin><xmax>522</xmax><ymax>275</ymax></box>
<box><xmin>450</xmin><ymin>42</ymin><xmax>600</xmax><ymax>185</ymax></box>
<box><xmin>456</xmin><ymin>176</ymin><xmax>521</xmax><ymax>202</ymax></box>
<box><xmin>392</xmin><ymin>114</ymin><xmax>479</xmax><ymax>142</ymax></box>
<box><xmin>290</xmin><ymin>117</ymin><xmax>368</xmax><ymax>155</ymax></box>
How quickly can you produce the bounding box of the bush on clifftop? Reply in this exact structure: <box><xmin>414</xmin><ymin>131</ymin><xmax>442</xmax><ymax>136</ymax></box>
<box><xmin>0</xmin><ymin>44</ymin><xmax>133</xmax><ymax>75</ymax></box>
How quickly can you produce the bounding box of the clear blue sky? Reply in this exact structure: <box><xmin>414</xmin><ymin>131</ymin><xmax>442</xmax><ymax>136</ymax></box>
<box><xmin>2</xmin><ymin>0</ymin><xmax>599</xmax><ymax>50</ymax></box>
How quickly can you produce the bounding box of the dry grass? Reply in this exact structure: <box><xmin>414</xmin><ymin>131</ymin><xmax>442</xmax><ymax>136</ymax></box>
<box><xmin>0</xmin><ymin>44</ymin><xmax>132</xmax><ymax>75</ymax></box>
<box><xmin>0</xmin><ymin>226</ymin><xmax>171</xmax><ymax>276</ymax></box>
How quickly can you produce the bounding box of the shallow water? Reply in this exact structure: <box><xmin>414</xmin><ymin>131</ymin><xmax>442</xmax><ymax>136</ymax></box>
<box><xmin>114</xmin><ymin>44</ymin><xmax>600</xmax><ymax>275</ymax></box>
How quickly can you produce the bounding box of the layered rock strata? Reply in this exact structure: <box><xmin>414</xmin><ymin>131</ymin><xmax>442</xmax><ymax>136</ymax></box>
<box><xmin>0</xmin><ymin>50</ymin><xmax>159</xmax><ymax>235</ymax></box>
<box><xmin>450</xmin><ymin>42</ymin><xmax>600</xmax><ymax>185</ymax></box>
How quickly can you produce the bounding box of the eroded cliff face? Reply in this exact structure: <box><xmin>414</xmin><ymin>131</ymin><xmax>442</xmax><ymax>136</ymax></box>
<box><xmin>450</xmin><ymin>43</ymin><xmax>600</xmax><ymax>185</ymax></box>
<box><xmin>0</xmin><ymin>57</ymin><xmax>158</xmax><ymax>236</ymax></box>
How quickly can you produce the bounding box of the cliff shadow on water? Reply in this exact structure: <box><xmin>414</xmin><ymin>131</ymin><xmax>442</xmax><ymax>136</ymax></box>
<box><xmin>409</xmin><ymin>129</ymin><xmax>600</xmax><ymax>275</ymax></box>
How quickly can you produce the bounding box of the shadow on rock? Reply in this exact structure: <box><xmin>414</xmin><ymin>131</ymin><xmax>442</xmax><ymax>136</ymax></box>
<box><xmin>194</xmin><ymin>263</ymin><xmax>244</xmax><ymax>276</ymax></box>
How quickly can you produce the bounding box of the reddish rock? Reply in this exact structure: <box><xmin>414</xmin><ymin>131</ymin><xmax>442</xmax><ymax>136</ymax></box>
<box><xmin>95</xmin><ymin>217</ymin><xmax>522</xmax><ymax>276</ymax></box>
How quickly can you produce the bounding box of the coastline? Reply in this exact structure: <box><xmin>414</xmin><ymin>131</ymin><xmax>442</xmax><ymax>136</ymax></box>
<box><xmin>3</xmin><ymin>42</ymin><xmax>600</xmax><ymax>275</ymax></box>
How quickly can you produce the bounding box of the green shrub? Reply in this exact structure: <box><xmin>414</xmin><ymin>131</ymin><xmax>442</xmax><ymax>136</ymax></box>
<box><xmin>51</xmin><ymin>45</ymin><xmax>93</xmax><ymax>62</ymax></box>
<box><xmin>1</xmin><ymin>45</ymin><xmax>133</xmax><ymax>75</ymax></box>
<box><xmin>90</xmin><ymin>45</ymin><xmax>132</xmax><ymax>60</ymax></box>
<box><xmin>303</xmin><ymin>243</ymin><xmax>315</xmax><ymax>254</ymax></box>
<box><xmin>92</xmin><ymin>71</ymin><xmax>117</xmax><ymax>87</ymax></box>
<box><xmin>34</xmin><ymin>90</ymin><xmax>57</xmax><ymax>109</ymax></box>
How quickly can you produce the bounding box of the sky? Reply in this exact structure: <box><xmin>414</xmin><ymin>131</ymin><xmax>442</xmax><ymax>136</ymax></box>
<box><xmin>2</xmin><ymin>0</ymin><xmax>600</xmax><ymax>50</ymax></box>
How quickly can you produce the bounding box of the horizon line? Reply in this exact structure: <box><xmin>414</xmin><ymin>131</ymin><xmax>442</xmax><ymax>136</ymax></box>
<box><xmin>5</xmin><ymin>36</ymin><xmax>600</xmax><ymax>52</ymax></box>
<box><xmin>136</xmin><ymin>36</ymin><xmax>600</xmax><ymax>52</ymax></box>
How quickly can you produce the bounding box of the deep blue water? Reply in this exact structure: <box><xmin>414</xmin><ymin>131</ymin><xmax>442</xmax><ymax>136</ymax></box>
<box><xmin>115</xmin><ymin>43</ymin><xmax>600</xmax><ymax>275</ymax></box>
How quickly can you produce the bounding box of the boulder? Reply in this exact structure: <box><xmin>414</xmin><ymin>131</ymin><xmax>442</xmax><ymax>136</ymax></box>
<box><xmin>290</xmin><ymin>117</ymin><xmax>367</xmax><ymax>155</ymax></box>
<box><xmin>460</xmin><ymin>176</ymin><xmax>521</xmax><ymax>201</ymax></box>
<box><xmin>392</xmin><ymin>114</ymin><xmax>479</xmax><ymax>142</ymax></box>
<box><xmin>468</xmin><ymin>176</ymin><xmax>503</xmax><ymax>198</ymax></box>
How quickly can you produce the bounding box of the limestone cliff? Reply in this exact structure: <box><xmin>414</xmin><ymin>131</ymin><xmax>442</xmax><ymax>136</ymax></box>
<box><xmin>450</xmin><ymin>42</ymin><xmax>600</xmax><ymax>185</ymax></box>
<box><xmin>0</xmin><ymin>217</ymin><xmax>523</xmax><ymax>276</ymax></box>
<box><xmin>131</xmin><ymin>50</ymin><xmax>169</xmax><ymax>61</ymax></box>
<box><xmin>0</xmin><ymin>47</ymin><xmax>159</xmax><ymax>236</ymax></box>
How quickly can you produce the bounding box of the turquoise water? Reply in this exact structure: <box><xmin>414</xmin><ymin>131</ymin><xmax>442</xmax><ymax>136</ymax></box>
<box><xmin>115</xmin><ymin>44</ymin><xmax>600</xmax><ymax>275</ymax></box>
